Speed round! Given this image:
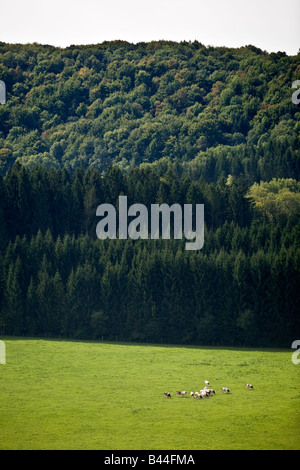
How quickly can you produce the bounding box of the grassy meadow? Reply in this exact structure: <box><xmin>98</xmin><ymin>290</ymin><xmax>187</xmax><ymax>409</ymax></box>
<box><xmin>0</xmin><ymin>337</ymin><xmax>299</xmax><ymax>450</ymax></box>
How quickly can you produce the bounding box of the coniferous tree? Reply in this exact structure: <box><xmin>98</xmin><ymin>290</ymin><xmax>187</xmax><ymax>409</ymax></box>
<box><xmin>3</xmin><ymin>258</ymin><xmax>24</xmax><ymax>335</ymax></box>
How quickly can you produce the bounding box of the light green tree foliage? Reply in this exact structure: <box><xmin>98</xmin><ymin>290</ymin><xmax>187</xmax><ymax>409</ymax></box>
<box><xmin>246</xmin><ymin>178</ymin><xmax>300</xmax><ymax>224</ymax></box>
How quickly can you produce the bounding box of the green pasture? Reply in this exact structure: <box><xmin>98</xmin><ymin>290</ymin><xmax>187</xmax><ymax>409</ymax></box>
<box><xmin>0</xmin><ymin>338</ymin><xmax>299</xmax><ymax>450</ymax></box>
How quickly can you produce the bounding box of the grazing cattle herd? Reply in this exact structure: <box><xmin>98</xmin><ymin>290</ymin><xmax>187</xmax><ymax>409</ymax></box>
<box><xmin>164</xmin><ymin>382</ymin><xmax>254</xmax><ymax>399</ymax></box>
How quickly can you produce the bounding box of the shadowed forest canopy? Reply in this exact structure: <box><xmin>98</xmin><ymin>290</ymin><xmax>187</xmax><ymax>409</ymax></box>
<box><xmin>0</xmin><ymin>41</ymin><xmax>299</xmax><ymax>347</ymax></box>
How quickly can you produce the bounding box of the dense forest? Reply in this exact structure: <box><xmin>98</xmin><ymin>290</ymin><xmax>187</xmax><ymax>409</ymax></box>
<box><xmin>0</xmin><ymin>40</ymin><xmax>299</xmax><ymax>178</ymax></box>
<box><xmin>0</xmin><ymin>41</ymin><xmax>299</xmax><ymax>347</ymax></box>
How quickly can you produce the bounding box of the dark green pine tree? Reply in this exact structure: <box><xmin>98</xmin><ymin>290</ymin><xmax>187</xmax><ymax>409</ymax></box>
<box><xmin>3</xmin><ymin>258</ymin><xmax>24</xmax><ymax>335</ymax></box>
<box><xmin>26</xmin><ymin>277</ymin><xmax>39</xmax><ymax>336</ymax></box>
<box><xmin>36</xmin><ymin>264</ymin><xmax>52</xmax><ymax>336</ymax></box>
<box><xmin>0</xmin><ymin>253</ymin><xmax>5</xmax><ymax>333</ymax></box>
<box><xmin>4</xmin><ymin>165</ymin><xmax>21</xmax><ymax>240</ymax></box>
<box><xmin>64</xmin><ymin>268</ymin><xmax>78</xmax><ymax>337</ymax></box>
<box><xmin>71</xmin><ymin>168</ymin><xmax>85</xmax><ymax>236</ymax></box>
<box><xmin>83</xmin><ymin>186</ymin><xmax>99</xmax><ymax>236</ymax></box>
<box><xmin>125</xmin><ymin>250</ymin><xmax>146</xmax><ymax>341</ymax></box>
<box><xmin>28</xmin><ymin>166</ymin><xmax>52</xmax><ymax>235</ymax></box>
<box><xmin>48</xmin><ymin>271</ymin><xmax>65</xmax><ymax>337</ymax></box>
<box><xmin>65</xmin><ymin>262</ymin><xmax>99</xmax><ymax>338</ymax></box>
<box><xmin>100</xmin><ymin>261</ymin><xmax>120</xmax><ymax>340</ymax></box>
<box><xmin>0</xmin><ymin>175</ymin><xmax>8</xmax><ymax>249</ymax></box>
<box><xmin>17</xmin><ymin>165</ymin><xmax>33</xmax><ymax>238</ymax></box>
<box><xmin>103</xmin><ymin>165</ymin><xmax>126</xmax><ymax>205</ymax></box>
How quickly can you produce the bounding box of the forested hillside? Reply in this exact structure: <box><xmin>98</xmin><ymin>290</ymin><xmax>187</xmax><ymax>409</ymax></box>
<box><xmin>0</xmin><ymin>41</ymin><xmax>299</xmax><ymax>177</ymax></box>
<box><xmin>0</xmin><ymin>41</ymin><xmax>299</xmax><ymax>347</ymax></box>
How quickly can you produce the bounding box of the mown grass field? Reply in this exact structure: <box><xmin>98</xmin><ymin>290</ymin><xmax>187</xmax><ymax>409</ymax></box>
<box><xmin>0</xmin><ymin>337</ymin><xmax>299</xmax><ymax>450</ymax></box>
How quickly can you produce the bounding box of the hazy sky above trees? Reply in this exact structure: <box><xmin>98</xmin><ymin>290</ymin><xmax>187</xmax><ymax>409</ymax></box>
<box><xmin>1</xmin><ymin>0</ymin><xmax>299</xmax><ymax>55</ymax></box>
